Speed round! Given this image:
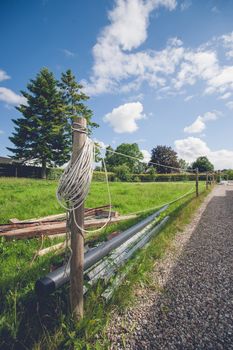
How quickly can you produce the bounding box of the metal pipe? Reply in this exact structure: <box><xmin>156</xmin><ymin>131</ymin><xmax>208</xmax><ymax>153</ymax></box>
<box><xmin>100</xmin><ymin>216</ymin><xmax>169</xmax><ymax>282</ymax></box>
<box><xmin>87</xmin><ymin>216</ymin><xmax>169</xmax><ymax>298</ymax></box>
<box><xmin>35</xmin><ymin>205</ymin><xmax>168</xmax><ymax>296</ymax></box>
<box><xmin>86</xmin><ymin>214</ymin><xmax>160</xmax><ymax>281</ymax></box>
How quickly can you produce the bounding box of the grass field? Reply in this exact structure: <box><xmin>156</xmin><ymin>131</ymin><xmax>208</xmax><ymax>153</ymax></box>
<box><xmin>0</xmin><ymin>177</ymin><xmax>200</xmax><ymax>223</ymax></box>
<box><xmin>0</xmin><ymin>177</ymin><xmax>207</xmax><ymax>349</ymax></box>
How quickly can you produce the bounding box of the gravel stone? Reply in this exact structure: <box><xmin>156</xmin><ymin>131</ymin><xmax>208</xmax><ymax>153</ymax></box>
<box><xmin>107</xmin><ymin>186</ymin><xmax>233</xmax><ymax>349</ymax></box>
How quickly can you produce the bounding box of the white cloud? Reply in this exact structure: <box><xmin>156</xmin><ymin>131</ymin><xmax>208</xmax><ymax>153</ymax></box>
<box><xmin>219</xmin><ymin>92</ymin><xmax>231</xmax><ymax>100</ymax></box>
<box><xmin>141</xmin><ymin>149</ymin><xmax>151</xmax><ymax>163</ymax></box>
<box><xmin>180</xmin><ymin>0</ymin><xmax>191</xmax><ymax>11</ymax></box>
<box><xmin>125</xmin><ymin>93</ymin><xmax>144</xmax><ymax>102</ymax></box>
<box><xmin>61</xmin><ymin>49</ymin><xmax>75</xmax><ymax>57</ymax></box>
<box><xmin>103</xmin><ymin>101</ymin><xmax>145</xmax><ymax>133</ymax></box>
<box><xmin>174</xmin><ymin>50</ymin><xmax>219</xmax><ymax>90</ymax></box>
<box><xmin>0</xmin><ymin>69</ymin><xmax>10</xmax><ymax>82</ymax></box>
<box><xmin>184</xmin><ymin>116</ymin><xmax>205</xmax><ymax>134</ymax></box>
<box><xmin>93</xmin><ymin>138</ymin><xmax>109</xmax><ymax>149</ymax></box>
<box><xmin>184</xmin><ymin>111</ymin><xmax>219</xmax><ymax>134</ymax></box>
<box><xmin>226</xmin><ymin>101</ymin><xmax>233</xmax><ymax>110</ymax></box>
<box><xmin>84</xmin><ymin>0</ymin><xmax>177</xmax><ymax>95</ymax></box>
<box><xmin>175</xmin><ymin>137</ymin><xmax>233</xmax><ymax>169</ymax></box>
<box><xmin>83</xmin><ymin>0</ymin><xmax>233</xmax><ymax>100</ymax></box>
<box><xmin>184</xmin><ymin>95</ymin><xmax>194</xmax><ymax>101</ymax></box>
<box><xmin>221</xmin><ymin>32</ymin><xmax>233</xmax><ymax>58</ymax></box>
<box><xmin>211</xmin><ymin>6</ymin><xmax>220</xmax><ymax>14</ymax></box>
<box><xmin>206</xmin><ymin>66</ymin><xmax>233</xmax><ymax>94</ymax></box>
<box><xmin>0</xmin><ymin>87</ymin><xmax>27</xmax><ymax>106</ymax></box>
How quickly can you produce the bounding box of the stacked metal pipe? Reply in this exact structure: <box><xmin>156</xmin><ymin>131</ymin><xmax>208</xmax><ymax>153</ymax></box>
<box><xmin>35</xmin><ymin>205</ymin><xmax>169</xmax><ymax>296</ymax></box>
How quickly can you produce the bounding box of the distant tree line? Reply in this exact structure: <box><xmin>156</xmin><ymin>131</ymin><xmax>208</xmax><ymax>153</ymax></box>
<box><xmin>97</xmin><ymin>144</ymin><xmax>215</xmax><ymax>181</ymax></box>
<box><xmin>8</xmin><ymin>67</ymin><xmax>215</xmax><ymax>180</ymax></box>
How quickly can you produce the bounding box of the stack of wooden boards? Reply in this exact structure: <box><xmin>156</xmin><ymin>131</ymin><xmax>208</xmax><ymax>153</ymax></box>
<box><xmin>0</xmin><ymin>205</ymin><xmax>136</xmax><ymax>241</ymax></box>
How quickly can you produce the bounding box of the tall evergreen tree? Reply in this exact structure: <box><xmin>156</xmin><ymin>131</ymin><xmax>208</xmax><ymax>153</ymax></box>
<box><xmin>59</xmin><ymin>69</ymin><xmax>99</xmax><ymax>133</ymax></box>
<box><xmin>7</xmin><ymin>68</ymin><xmax>69</xmax><ymax>178</ymax></box>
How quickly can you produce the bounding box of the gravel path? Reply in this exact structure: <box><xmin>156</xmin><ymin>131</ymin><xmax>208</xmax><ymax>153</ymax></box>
<box><xmin>107</xmin><ymin>186</ymin><xmax>233</xmax><ymax>349</ymax></box>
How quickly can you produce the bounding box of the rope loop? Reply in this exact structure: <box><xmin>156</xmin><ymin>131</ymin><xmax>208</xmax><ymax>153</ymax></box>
<box><xmin>56</xmin><ymin>136</ymin><xmax>112</xmax><ymax>234</ymax></box>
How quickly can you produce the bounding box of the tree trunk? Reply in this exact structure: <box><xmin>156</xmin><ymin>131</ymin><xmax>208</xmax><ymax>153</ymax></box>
<box><xmin>41</xmin><ymin>160</ymin><xmax>47</xmax><ymax>179</ymax></box>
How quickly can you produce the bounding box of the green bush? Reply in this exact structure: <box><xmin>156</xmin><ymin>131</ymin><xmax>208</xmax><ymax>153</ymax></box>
<box><xmin>46</xmin><ymin>167</ymin><xmax>208</xmax><ymax>182</ymax></box>
<box><xmin>113</xmin><ymin>165</ymin><xmax>131</xmax><ymax>182</ymax></box>
<box><xmin>92</xmin><ymin>171</ymin><xmax>116</xmax><ymax>182</ymax></box>
<box><xmin>132</xmin><ymin>176</ymin><xmax>141</xmax><ymax>182</ymax></box>
<box><xmin>46</xmin><ymin>167</ymin><xmax>64</xmax><ymax>180</ymax></box>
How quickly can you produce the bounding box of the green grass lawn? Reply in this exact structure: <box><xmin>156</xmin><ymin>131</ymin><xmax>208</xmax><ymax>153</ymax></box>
<box><xmin>0</xmin><ymin>177</ymin><xmax>201</xmax><ymax>223</ymax></box>
<box><xmin>0</xmin><ymin>177</ymin><xmax>207</xmax><ymax>350</ymax></box>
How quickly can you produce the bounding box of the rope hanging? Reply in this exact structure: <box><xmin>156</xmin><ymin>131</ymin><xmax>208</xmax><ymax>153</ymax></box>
<box><xmin>56</xmin><ymin>124</ymin><xmax>196</xmax><ymax>234</ymax></box>
<box><xmin>56</xmin><ymin>128</ymin><xmax>112</xmax><ymax>234</ymax></box>
<box><xmin>56</xmin><ymin>137</ymin><xmax>95</xmax><ymax>211</ymax></box>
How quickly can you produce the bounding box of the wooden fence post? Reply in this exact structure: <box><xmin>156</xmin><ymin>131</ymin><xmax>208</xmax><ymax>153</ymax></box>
<box><xmin>196</xmin><ymin>168</ymin><xmax>199</xmax><ymax>197</ymax></box>
<box><xmin>70</xmin><ymin>116</ymin><xmax>86</xmax><ymax>320</ymax></box>
<box><xmin>206</xmin><ymin>172</ymin><xmax>208</xmax><ymax>190</ymax></box>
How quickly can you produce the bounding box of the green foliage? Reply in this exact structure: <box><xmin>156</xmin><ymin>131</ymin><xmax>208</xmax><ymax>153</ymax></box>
<box><xmin>178</xmin><ymin>158</ymin><xmax>190</xmax><ymax>170</ymax></box>
<box><xmin>92</xmin><ymin>171</ymin><xmax>115</xmax><ymax>182</ymax></box>
<box><xmin>112</xmin><ymin>164</ymin><xmax>131</xmax><ymax>181</ymax></box>
<box><xmin>150</xmin><ymin>145</ymin><xmax>180</xmax><ymax>173</ymax></box>
<box><xmin>146</xmin><ymin>167</ymin><xmax>156</xmax><ymax>181</ymax></box>
<box><xmin>59</xmin><ymin>69</ymin><xmax>99</xmax><ymax>134</ymax></box>
<box><xmin>8</xmin><ymin>68</ymin><xmax>98</xmax><ymax>179</ymax></box>
<box><xmin>7</xmin><ymin>68</ymin><xmax>69</xmax><ymax>178</ymax></box>
<box><xmin>105</xmin><ymin>143</ymin><xmax>144</xmax><ymax>173</ymax></box>
<box><xmin>131</xmin><ymin>172</ymin><xmax>207</xmax><ymax>182</ymax></box>
<box><xmin>225</xmin><ymin>169</ymin><xmax>233</xmax><ymax>180</ymax></box>
<box><xmin>46</xmin><ymin>167</ymin><xmax>64</xmax><ymax>180</ymax></box>
<box><xmin>192</xmin><ymin>156</ymin><xmax>214</xmax><ymax>172</ymax></box>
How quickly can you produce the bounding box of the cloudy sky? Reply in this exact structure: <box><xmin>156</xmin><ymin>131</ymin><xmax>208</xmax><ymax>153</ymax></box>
<box><xmin>1</xmin><ymin>0</ymin><xmax>233</xmax><ymax>169</ymax></box>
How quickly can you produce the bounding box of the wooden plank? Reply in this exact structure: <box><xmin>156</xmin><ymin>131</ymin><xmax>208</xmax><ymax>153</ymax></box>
<box><xmin>2</xmin><ymin>208</ymin><xmax>117</xmax><ymax>233</ymax></box>
<box><xmin>38</xmin><ymin>241</ymin><xmax>89</xmax><ymax>257</ymax></box>
<box><xmin>9</xmin><ymin>218</ymin><xmax>20</xmax><ymax>224</ymax></box>
<box><xmin>1</xmin><ymin>215</ymin><xmax>137</xmax><ymax>240</ymax></box>
<box><xmin>38</xmin><ymin>241</ymin><xmax>67</xmax><ymax>256</ymax></box>
<box><xmin>9</xmin><ymin>205</ymin><xmax>112</xmax><ymax>224</ymax></box>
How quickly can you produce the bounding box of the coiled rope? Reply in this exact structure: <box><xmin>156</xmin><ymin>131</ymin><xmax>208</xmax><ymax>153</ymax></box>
<box><xmin>56</xmin><ymin>127</ymin><xmax>112</xmax><ymax>234</ymax></box>
<box><xmin>56</xmin><ymin>124</ymin><xmax>196</xmax><ymax>235</ymax></box>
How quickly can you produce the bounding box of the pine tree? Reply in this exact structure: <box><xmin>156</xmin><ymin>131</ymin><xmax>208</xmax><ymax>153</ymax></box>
<box><xmin>7</xmin><ymin>68</ymin><xmax>70</xmax><ymax>178</ymax></box>
<box><xmin>59</xmin><ymin>69</ymin><xmax>99</xmax><ymax>134</ymax></box>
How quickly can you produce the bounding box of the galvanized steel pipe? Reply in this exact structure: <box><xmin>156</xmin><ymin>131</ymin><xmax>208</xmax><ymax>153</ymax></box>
<box><xmin>35</xmin><ymin>205</ymin><xmax>168</xmax><ymax>296</ymax></box>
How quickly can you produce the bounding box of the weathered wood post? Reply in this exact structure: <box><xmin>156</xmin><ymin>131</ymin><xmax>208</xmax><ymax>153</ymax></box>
<box><xmin>206</xmin><ymin>172</ymin><xmax>209</xmax><ymax>190</ymax></box>
<box><xmin>195</xmin><ymin>168</ymin><xmax>199</xmax><ymax>197</ymax></box>
<box><xmin>70</xmin><ymin>116</ymin><xmax>86</xmax><ymax>320</ymax></box>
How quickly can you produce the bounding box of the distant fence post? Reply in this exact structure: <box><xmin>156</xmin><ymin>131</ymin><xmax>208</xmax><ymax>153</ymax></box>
<box><xmin>206</xmin><ymin>172</ymin><xmax>209</xmax><ymax>190</ymax></box>
<box><xmin>196</xmin><ymin>168</ymin><xmax>199</xmax><ymax>197</ymax></box>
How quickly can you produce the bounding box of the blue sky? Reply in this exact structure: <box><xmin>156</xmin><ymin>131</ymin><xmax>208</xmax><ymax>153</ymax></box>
<box><xmin>1</xmin><ymin>0</ymin><xmax>233</xmax><ymax>169</ymax></box>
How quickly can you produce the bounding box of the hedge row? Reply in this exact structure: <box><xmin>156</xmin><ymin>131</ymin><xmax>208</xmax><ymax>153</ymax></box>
<box><xmin>46</xmin><ymin>168</ymin><xmax>209</xmax><ymax>182</ymax></box>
